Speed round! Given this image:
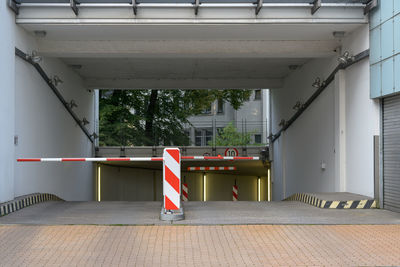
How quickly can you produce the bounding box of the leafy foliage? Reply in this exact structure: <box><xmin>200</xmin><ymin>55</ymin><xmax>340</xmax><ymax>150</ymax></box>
<box><xmin>99</xmin><ymin>89</ymin><xmax>252</xmax><ymax>146</ymax></box>
<box><xmin>208</xmin><ymin>122</ymin><xmax>253</xmax><ymax>146</ymax></box>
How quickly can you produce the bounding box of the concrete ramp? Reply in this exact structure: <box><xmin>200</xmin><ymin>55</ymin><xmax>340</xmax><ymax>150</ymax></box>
<box><xmin>285</xmin><ymin>192</ymin><xmax>377</xmax><ymax>209</ymax></box>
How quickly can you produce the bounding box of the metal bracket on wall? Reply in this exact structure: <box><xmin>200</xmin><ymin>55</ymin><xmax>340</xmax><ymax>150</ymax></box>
<box><xmin>70</xmin><ymin>0</ymin><xmax>79</xmax><ymax>16</ymax></box>
<box><xmin>7</xmin><ymin>0</ymin><xmax>19</xmax><ymax>15</ymax></box>
<box><xmin>364</xmin><ymin>0</ymin><xmax>378</xmax><ymax>15</ymax></box>
<box><xmin>131</xmin><ymin>0</ymin><xmax>137</xmax><ymax>15</ymax></box>
<box><xmin>194</xmin><ymin>0</ymin><xmax>200</xmax><ymax>15</ymax></box>
<box><xmin>255</xmin><ymin>0</ymin><xmax>263</xmax><ymax>15</ymax></box>
<box><xmin>311</xmin><ymin>0</ymin><xmax>321</xmax><ymax>15</ymax></box>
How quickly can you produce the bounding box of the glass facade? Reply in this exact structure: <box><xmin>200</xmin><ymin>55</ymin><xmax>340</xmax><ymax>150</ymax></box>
<box><xmin>370</xmin><ymin>0</ymin><xmax>400</xmax><ymax>98</ymax></box>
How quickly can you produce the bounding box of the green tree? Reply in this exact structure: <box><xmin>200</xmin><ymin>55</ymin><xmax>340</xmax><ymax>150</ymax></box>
<box><xmin>209</xmin><ymin>122</ymin><xmax>253</xmax><ymax>146</ymax></box>
<box><xmin>99</xmin><ymin>89</ymin><xmax>252</xmax><ymax>146</ymax></box>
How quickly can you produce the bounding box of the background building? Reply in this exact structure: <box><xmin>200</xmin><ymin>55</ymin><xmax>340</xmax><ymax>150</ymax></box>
<box><xmin>185</xmin><ymin>89</ymin><xmax>269</xmax><ymax>146</ymax></box>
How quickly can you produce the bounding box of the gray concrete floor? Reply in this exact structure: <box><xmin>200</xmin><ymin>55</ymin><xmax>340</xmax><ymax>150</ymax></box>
<box><xmin>0</xmin><ymin>201</ymin><xmax>399</xmax><ymax>225</ymax></box>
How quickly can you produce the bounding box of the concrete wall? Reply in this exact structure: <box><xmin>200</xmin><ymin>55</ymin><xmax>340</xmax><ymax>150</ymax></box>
<box><xmin>99</xmin><ymin>165</ymin><xmax>267</xmax><ymax>201</ymax></box>
<box><xmin>1</xmin><ymin>3</ymin><xmax>95</xmax><ymax>201</ymax></box>
<box><xmin>271</xmin><ymin>58</ymin><xmax>337</xmax><ymax>200</ymax></box>
<box><xmin>342</xmin><ymin>25</ymin><xmax>380</xmax><ymax>196</ymax></box>
<box><xmin>271</xmin><ymin>25</ymin><xmax>379</xmax><ymax>200</ymax></box>
<box><xmin>0</xmin><ymin>1</ymin><xmax>17</xmax><ymax>202</ymax></box>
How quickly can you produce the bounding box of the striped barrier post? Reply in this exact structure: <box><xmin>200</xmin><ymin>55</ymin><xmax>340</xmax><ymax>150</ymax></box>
<box><xmin>233</xmin><ymin>185</ymin><xmax>238</xmax><ymax>201</ymax></box>
<box><xmin>163</xmin><ymin>148</ymin><xmax>181</xmax><ymax>211</ymax></box>
<box><xmin>182</xmin><ymin>183</ymin><xmax>188</xmax><ymax>202</ymax></box>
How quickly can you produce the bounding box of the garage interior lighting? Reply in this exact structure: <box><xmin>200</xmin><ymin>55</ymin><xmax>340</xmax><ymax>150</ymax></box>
<box><xmin>97</xmin><ymin>165</ymin><xmax>101</xmax><ymax>202</ymax></box>
<box><xmin>257</xmin><ymin>177</ymin><xmax>261</xmax><ymax>201</ymax></box>
<box><xmin>203</xmin><ymin>173</ymin><xmax>206</xmax><ymax>201</ymax></box>
<box><xmin>267</xmin><ymin>169</ymin><xmax>271</xmax><ymax>202</ymax></box>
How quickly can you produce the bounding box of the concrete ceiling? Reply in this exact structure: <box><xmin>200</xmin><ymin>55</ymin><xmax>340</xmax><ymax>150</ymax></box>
<box><xmin>62</xmin><ymin>57</ymin><xmax>308</xmax><ymax>89</ymax></box>
<box><xmin>17</xmin><ymin>2</ymin><xmax>367</xmax><ymax>89</ymax></box>
<box><xmin>24</xmin><ymin>23</ymin><xmax>364</xmax><ymax>89</ymax></box>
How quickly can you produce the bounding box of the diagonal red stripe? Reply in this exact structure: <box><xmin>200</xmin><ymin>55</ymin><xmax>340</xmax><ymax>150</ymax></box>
<box><xmin>165</xmin><ymin>195</ymin><xmax>178</xmax><ymax>210</ymax></box>
<box><xmin>165</xmin><ymin>165</ymin><xmax>180</xmax><ymax>194</ymax></box>
<box><xmin>167</xmin><ymin>149</ymin><xmax>180</xmax><ymax>164</ymax></box>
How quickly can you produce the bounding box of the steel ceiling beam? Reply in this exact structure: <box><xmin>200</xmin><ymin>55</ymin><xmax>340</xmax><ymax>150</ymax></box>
<box><xmin>255</xmin><ymin>0</ymin><xmax>263</xmax><ymax>15</ymax></box>
<box><xmin>194</xmin><ymin>0</ymin><xmax>200</xmax><ymax>15</ymax></box>
<box><xmin>70</xmin><ymin>0</ymin><xmax>79</xmax><ymax>15</ymax></box>
<box><xmin>131</xmin><ymin>0</ymin><xmax>137</xmax><ymax>15</ymax></box>
<box><xmin>311</xmin><ymin>0</ymin><xmax>321</xmax><ymax>15</ymax></box>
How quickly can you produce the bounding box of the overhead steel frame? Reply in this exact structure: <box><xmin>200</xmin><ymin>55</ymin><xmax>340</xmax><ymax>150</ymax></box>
<box><xmin>9</xmin><ymin>1</ymin><xmax>372</xmax><ymax>17</ymax></box>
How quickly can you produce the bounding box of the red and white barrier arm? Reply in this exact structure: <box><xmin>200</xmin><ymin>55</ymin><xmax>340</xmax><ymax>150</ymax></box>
<box><xmin>182</xmin><ymin>156</ymin><xmax>259</xmax><ymax>160</ymax></box>
<box><xmin>17</xmin><ymin>156</ymin><xmax>259</xmax><ymax>162</ymax></box>
<box><xmin>187</xmin><ymin>166</ymin><xmax>236</xmax><ymax>171</ymax></box>
<box><xmin>17</xmin><ymin>157</ymin><xmax>163</xmax><ymax>162</ymax></box>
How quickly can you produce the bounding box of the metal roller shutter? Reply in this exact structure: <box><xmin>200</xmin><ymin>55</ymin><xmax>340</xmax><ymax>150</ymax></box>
<box><xmin>383</xmin><ymin>94</ymin><xmax>400</xmax><ymax>212</ymax></box>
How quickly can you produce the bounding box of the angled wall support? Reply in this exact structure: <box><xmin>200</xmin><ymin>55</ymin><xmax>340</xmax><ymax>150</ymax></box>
<box><xmin>15</xmin><ymin>47</ymin><xmax>94</xmax><ymax>143</ymax></box>
<box><xmin>271</xmin><ymin>49</ymin><xmax>369</xmax><ymax>143</ymax></box>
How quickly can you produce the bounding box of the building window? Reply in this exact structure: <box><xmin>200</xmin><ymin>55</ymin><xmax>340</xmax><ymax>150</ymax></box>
<box><xmin>201</xmin><ymin>104</ymin><xmax>212</xmax><ymax>115</ymax></box>
<box><xmin>217</xmin><ymin>99</ymin><xmax>224</xmax><ymax>114</ymax></box>
<box><xmin>205</xmin><ymin>130</ymin><xmax>213</xmax><ymax>145</ymax></box>
<box><xmin>195</xmin><ymin>130</ymin><xmax>202</xmax><ymax>146</ymax></box>
<box><xmin>254</xmin><ymin>89</ymin><xmax>261</xmax><ymax>100</ymax></box>
<box><xmin>254</xmin><ymin>134</ymin><xmax>262</xmax><ymax>144</ymax></box>
<box><xmin>195</xmin><ymin>129</ymin><xmax>213</xmax><ymax>146</ymax></box>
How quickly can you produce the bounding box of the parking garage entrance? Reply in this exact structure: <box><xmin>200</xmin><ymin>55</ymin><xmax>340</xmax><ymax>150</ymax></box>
<box><xmin>96</xmin><ymin>146</ymin><xmax>270</xmax><ymax>202</ymax></box>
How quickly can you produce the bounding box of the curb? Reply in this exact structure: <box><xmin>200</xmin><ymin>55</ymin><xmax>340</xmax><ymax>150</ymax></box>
<box><xmin>285</xmin><ymin>193</ymin><xmax>377</xmax><ymax>209</ymax></box>
<box><xmin>0</xmin><ymin>193</ymin><xmax>63</xmax><ymax>217</ymax></box>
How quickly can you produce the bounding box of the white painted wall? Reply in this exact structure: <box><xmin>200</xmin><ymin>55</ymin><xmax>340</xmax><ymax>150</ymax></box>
<box><xmin>0</xmin><ymin>1</ymin><xmax>16</xmax><ymax>202</ymax></box>
<box><xmin>271</xmin><ymin>25</ymin><xmax>379</xmax><ymax>200</ymax></box>
<box><xmin>341</xmin><ymin>25</ymin><xmax>380</xmax><ymax>197</ymax></box>
<box><xmin>1</xmin><ymin>3</ymin><xmax>95</xmax><ymax>202</ymax></box>
<box><xmin>271</xmin><ymin>58</ymin><xmax>337</xmax><ymax>200</ymax></box>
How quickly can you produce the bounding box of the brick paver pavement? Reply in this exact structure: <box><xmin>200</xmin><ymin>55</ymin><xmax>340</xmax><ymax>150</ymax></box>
<box><xmin>0</xmin><ymin>225</ymin><xmax>399</xmax><ymax>266</ymax></box>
